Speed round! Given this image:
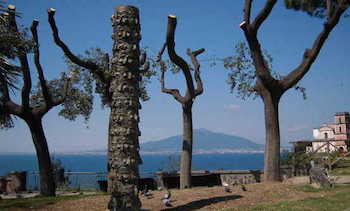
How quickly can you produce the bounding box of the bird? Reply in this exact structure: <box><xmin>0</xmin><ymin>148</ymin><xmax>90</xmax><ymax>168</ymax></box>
<box><xmin>222</xmin><ymin>182</ymin><xmax>231</xmax><ymax>193</ymax></box>
<box><xmin>144</xmin><ymin>190</ymin><xmax>153</xmax><ymax>199</ymax></box>
<box><xmin>161</xmin><ymin>189</ymin><xmax>172</xmax><ymax>207</ymax></box>
<box><xmin>162</xmin><ymin>198</ymin><xmax>172</xmax><ymax>207</ymax></box>
<box><xmin>241</xmin><ymin>184</ymin><xmax>247</xmax><ymax>191</ymax></box>
<box><xmin>141</xmin><ymin>185</ymin><xmax>153</xmax><ymax>199</ymax></box>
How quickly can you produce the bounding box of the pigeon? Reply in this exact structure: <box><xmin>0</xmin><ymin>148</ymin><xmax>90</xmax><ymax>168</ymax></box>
<box><xmin>163</xmin><ymin>189</ymin><xmax>171</xmax><ymax>200</ymax></box>
<box><xmin>141</xmin><ymin>185</ymin><xmax>153</xmax><ymax>199</ymax></box>
<box><xmin>241</xmin><ymin>185</ymin><xmax>247</xmax><ymax>191</ymax></box>
<box><xmin>161</xmin><ymin>189</ymin><xmax>172</xmax><ymax>207</ymax></box>
<box><xmin>222</xmin><ymin>182</ymin><xmax>231</xmax><ymax>193</ymax></box>
<box><xmin>162</xmin><ymin>198</ymin><xmax>172</xmax><ymax>207</ymax></box>
<box><xmin>144</xmin><ymin>190</ymin><xmax>153</xmax><ymax>199</ymax></box>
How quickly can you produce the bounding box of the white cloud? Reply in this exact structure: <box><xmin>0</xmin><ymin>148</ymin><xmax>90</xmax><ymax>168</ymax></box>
<box><xmin>225</xmin><ymin>104</ymin><xmax>240</xmax><ymax>111</ymax></box>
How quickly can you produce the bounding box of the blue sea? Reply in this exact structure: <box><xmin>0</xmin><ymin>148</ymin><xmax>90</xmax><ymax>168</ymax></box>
<box><xmin>0</xmin><ymin>153</ymin><xmax>264</xmax><ymax>189</ymax></box>
<box><xmin>0</xmin><ymin>153</ymin><xmax>264</xmax><ymax>176</ymax></box>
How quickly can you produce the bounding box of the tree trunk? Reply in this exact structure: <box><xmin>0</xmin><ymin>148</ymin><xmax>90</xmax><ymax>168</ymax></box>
<box><xmin>26</xmin><ymin>117</ymin><xmax>55</xmax><ymax>196</ymax></box>
<box><xmin>261</xmin><ymin>89</ymin><xmax>281</xmax><ymax>182</ymax></box>
<box><xmin>180</xmin><ymin>103</ymin><xmax>193</xmax><ymax>189</ymax></box>
<box><xmin>108</xmin><ymin>5</ymin><xmax>142</xmax><ymax>210</ymax></box>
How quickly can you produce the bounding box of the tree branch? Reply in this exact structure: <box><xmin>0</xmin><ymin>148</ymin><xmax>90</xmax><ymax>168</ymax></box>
<box><xmin>166</xmin><ymin>15</ymin><xmax>195</xmax><ymax>101</ymax></box>
<box><xmin>243</xmin><ymin>0</ymin><xmax>253</xmax><ymax>24</ymax></box>
<box><xmin>0</xmin><ymin>71</ymin><xmax>10</xmax><ymax>102</ymax></box>
<box><xmin>157</xmin><ymin>44</ymin><xmax>186</xmax><ymax>104</ymax></box>
<box><xmin>251</xmin><ymin>0</ymin><xmax>277</xmax><ymax>33</ymax></box>
<box><xmin>8</xmin><ymin>5</ymin><xmax>31</xmax><ymax>109</ymax></box>
<box><xmin>156</xmin><ymin>43</ymin><xmax>167</xmax><ymax>62</ymax></box>
<box><xmin>160</xmin><ymin>66</ymin><xmax>186</xmax><ymax>104</ymax></box>
<box><xmin>280</xmin><ymin>3</ymin><xmax>349</xmax><ymax>91</ymax></box>
<box><xmin>0</xmin><ymin>71</ymin><xmax>23</xmax><ymax>116</ymax></box>
<box><xmin>186</xmin><ymin>48</ymin><xmax>205</xmax><ymax>97</ymax></box>
<box><xmin>47</xmin><ymin>8</ymin><xmax>106</xmax><ymax>83</ymax></box>
<box><xmin>30</xmin><ymin>19</ymin><xmax>52</xmax><ymax>107</ymax></box>
<box><xmin>139</xmin><ymin>61</ymin><xmax>150</xmax><ymax>73</ymax></box>
<box><xmin>35</xmin><ymin>76</ymin><xmax>70</xmax><ymax>117</ymax></box>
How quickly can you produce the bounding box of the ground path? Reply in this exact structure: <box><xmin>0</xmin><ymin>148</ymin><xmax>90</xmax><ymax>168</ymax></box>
<box><xmin>6</xmin><ymin>181</ymin><xmax>350</xmax><ymax>211</ymax></box>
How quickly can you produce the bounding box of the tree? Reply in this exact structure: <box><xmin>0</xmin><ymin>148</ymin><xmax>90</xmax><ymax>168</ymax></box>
<box><xmin>47</xmin><ymin>5</ymin><xmax>151</xmax><ymax>210</ymax></box>
<box><xmin>0</xmin><ymin>5</ymin><xmax>93</xmax><ymax>196</ymax></box>
<box><xmin>225</xmin><ymin>0</ymin><xmax>349</xmax><ymax>181</ymax></box>
<box><xmin>157</xmin><ymin>15</ymin><xmax>205</xmax><ymax>189</ymax></box>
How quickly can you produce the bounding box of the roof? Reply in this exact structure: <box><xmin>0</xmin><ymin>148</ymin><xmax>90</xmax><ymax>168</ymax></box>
<box><xmin>335</xmin><ymin>112</ymin><xmax>349</xmax><ymax>116</ymax></box>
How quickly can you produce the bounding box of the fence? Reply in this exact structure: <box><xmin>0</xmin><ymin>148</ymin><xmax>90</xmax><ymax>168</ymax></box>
<box><xmin>26</xmin><ymin>171</ymin><xmax>155</xmax><ymax>191</ymax></box>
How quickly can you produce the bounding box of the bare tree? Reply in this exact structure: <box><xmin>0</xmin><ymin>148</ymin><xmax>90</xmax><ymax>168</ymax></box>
<box><xmin>230</xmin><ymin>0</ymin><xmax>349</xmax><ymax>181</ymax></box>
<box><xmin>0</xmin><ymin>5</ymin><xmax>72</xmax><ymax>196</ymax></box>
<box><xmin>158</xmin><ymin>15</ymin><xmax>205</xmax><ymax>189</ymax></box>
<box><xmin>48</xmin><ymin>5</ymin><xmax>150</xmax><ymax>210</ymax></box>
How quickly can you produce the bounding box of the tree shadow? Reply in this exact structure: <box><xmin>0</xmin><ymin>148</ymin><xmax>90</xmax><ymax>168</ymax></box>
<box><xmin>161</xmin><ymin>194</ymin><xmax>243</xmax><ymax>211</ymax></box>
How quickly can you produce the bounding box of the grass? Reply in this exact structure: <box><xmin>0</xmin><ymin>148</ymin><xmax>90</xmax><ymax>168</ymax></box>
<box><xmin>0</xmin><ymin>193</ymin><xmax>105</xmax><ymax>211</ymax></box>
<box><xmin>223</xmin><ymin>184</ymin><xmax>350</xmax><ymax>211</ymax></box>
<box><xmin>249</xmin><ymin>189</ymin><xmax>350</xmax><ymax>211</ymax></box>
<box><xmin>294</xmin><ymin>184</ymin><xmax>349</xmax><ymax>193</ymax></box>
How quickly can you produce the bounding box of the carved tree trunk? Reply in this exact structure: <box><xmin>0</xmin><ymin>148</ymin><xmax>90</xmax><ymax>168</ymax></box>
<box><xmin>26</xmin><ymin>116</ymin><xmax>56</xmax><ymax>196</ymax></box>
<box><xmin>180</xmin><ymin>103</ymin><xmax>193</xmax><ymax>189</ymax></box>
<box><xmin>108</xmin><ymin>5</ymin><xmax>142</xmax><ymax>210</ymax></box>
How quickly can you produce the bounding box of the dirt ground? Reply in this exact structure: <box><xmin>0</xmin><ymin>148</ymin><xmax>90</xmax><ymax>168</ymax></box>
<box><xmin>8</xmin><ymin>182</ymin><xmax>349</xmax><ymax>211</ymax></box>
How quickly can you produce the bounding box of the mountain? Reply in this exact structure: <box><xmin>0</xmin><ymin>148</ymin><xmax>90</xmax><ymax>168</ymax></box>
<box><xmin>140</xmin><ymin>128</ymin><xmax>264</xmax><ymax>154</ymax></box>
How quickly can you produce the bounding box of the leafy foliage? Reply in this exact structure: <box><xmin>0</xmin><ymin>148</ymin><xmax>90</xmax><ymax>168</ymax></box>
<box><xmin>138</xmin><ymin>49</ymin><xmax>157</xmax><ymax>101</ymax></box>
<box><xmin>284</xmin><ymin>0</ymin><xmax>348</xmax><ymax>18</ymax></box>
<box><xmin>30</xmin><ymin>72</ymin><xmax>93</xmax><ymax>123</ymax></box>
<box><xmin>0</xmin><ymin>4</ymin><xmax>34</xmax><ymax>129</ymax></box>
<box><xmin>222</xmin><ymin>41</ymin><xmax>306</xmax><ymax>100</ymax></box>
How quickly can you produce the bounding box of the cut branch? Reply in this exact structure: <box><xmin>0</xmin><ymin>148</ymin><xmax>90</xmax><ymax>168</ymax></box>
<box><xmin>139</xmin><ymin>61</ymin><xmax>150</xmax><ymax>73</ymax></box>
<box><xmin>47</xmin><ymin>8</ymin><xmax>106</xmax><ymax>83</ymax></box>
<box><xmin>166</xmin><ymin>15</ymin><xmax>195</xmax><ymax>100</ymax></box>
<box><xmin>8</xmin><ymin>5</ymin><xmax>32</xmax><ymax>109</ymax></box>
<box><xmin>280</xmin><ymin>4</ymin><xmax>349</xmax><ymax>91</ymax></box>
<box><xmin>30</xmin><ymin>20</ymin><xmax>52</xmax><ymax>106</ymax></box>
<box><xmin>186</xmin><ymin>48</ymin><xmax>205</xmax><ymax>97</ymax></box>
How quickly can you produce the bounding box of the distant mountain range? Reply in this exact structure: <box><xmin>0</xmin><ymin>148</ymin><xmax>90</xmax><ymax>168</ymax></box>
<box><xmin>140</xmin><ymin>128</ymin><xmax>264</xmax><ymax>154</ymax></box>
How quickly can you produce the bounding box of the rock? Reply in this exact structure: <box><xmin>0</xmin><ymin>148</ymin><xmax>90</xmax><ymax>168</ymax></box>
<box><xmin>309</xmin><ymin>167</ymin><xmax>333</xmax><ymax>188</ymax></box>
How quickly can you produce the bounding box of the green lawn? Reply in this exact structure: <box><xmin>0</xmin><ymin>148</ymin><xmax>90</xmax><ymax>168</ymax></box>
<box><xmin>250</xmin><ymin>190</ymin><xmax>350</xmax><ymax>211</ymax></box>
<box><xmin>223</xmin><ymin>185</ymin><xmax>350</xmax><ymax>211</ymax></box>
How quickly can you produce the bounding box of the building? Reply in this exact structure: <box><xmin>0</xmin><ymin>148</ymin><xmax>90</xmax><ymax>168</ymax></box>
<box><xmin>291</xmin><ymin>112</ymin><xmax>350</xmax><ymax>153</ymax></box>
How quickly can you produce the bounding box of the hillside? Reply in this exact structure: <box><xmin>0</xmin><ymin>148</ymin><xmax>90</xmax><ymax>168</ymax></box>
<box><xmin>140</xmin><ymin>128</ymin><xmax>264</xmax><ymax>154</ymax></box>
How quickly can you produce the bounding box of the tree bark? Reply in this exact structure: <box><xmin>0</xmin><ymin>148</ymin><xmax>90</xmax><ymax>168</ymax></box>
<box><xmin>260</xmin><ymin>88</ymin><xmax>281</xmax><ymax>182</ymax></box>
<box><xmin>26</xmin><ymin>116</ymin><xmax>56</xmax><ymax>196</ymax></box>
<box><xmin>108</xmin><ymin>5</ymin><xmax>142</xmax><ymax>210</ymax></box>
<box><xmin>180</xmin><ymin>103</ymin><xmax>193</xmax><ymax>189</ymax></box>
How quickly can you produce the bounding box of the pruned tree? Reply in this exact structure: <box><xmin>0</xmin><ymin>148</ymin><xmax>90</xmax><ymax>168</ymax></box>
<box><xmin>157</xmin><ymin>15</ymin><xmax>205</xmax><ymax>189</ymax></box>
<box><xmin>225</xmin><ymin>0</ymin><xmax>349</xmax><ymax>181</ymax></box>
<box><xmin>0</xmin><ymin>5</ymin><xmax>93</xmax><ymax>196</ymax></box>
<box><xmin>48</xmin><ymin>5</ymin><xmax>152</xmax><ymax>210</ymax></box>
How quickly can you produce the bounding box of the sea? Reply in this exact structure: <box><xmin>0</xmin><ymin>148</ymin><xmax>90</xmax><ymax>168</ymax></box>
<box><xmin>0</xmin><ymin>153</ymin><xmax>264</xmax><ymax>189</ymax></box>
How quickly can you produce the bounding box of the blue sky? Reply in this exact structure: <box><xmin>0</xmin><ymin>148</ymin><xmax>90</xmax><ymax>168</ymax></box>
<box><xmin>1</xmin><ymin>0</ymin><xmax>349</xmax><ymax>153</ymax></box>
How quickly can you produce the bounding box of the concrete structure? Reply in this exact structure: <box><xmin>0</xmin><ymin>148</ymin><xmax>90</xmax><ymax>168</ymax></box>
<box><xmin>291</xmin><ymin>112</ymin><xmax>350</xmax><ymax>153</ymax></box>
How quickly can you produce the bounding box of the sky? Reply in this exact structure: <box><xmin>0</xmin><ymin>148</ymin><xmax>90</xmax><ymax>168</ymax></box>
<box><xmin>1</xmin><ymin>0</ymin><xmax>349</xmax><ymax>153</ymax></box>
